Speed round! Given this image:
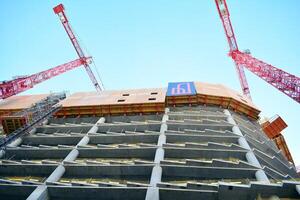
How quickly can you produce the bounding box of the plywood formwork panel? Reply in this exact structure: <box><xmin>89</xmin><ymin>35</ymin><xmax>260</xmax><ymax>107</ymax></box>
<box><xmin>59</xmin><ymin>88</ymin><xmax>166</xmax><ymax>107</ymax></box>
<box><xmin>194</xmin><ymin>82</ymin><xmax>260</xmax><ymax>119</ymax></box>
<box><xmin>273</xmin><ymin>134</ymin><xmax>294</xmax><ymax>163</ymax></box>
<box><xmin>55</xmin><ymin>88</ymin><xmax>166</xmax><ymax>117</ymax></box>
<box><xmin>54</xmin><ymin>82</ymin><xmax>261</xmax><ymax>119</ymax></box>
<box><xmin>0</xmin><ymin>94</ymin><xmax>49</xmax><ymax>116</ymax></box>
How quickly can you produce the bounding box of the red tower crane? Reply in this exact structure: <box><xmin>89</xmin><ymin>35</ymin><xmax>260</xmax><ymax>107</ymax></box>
<box><xmin>215</xmin><ymin>0</ymin><xmax>300</xmax><ymax>103</ymax></box>
<box><xmin>53</xmin><ymin>4</ymin><xmax>103</xmax><ymax>92</ymax></box>
<box><xmin>0</xmin><ymin>58</ymin><xmax>88</xmax><ymax>99</ymax></box>
<box><xmin>0</xmin><ymin>3</ymin><xmax>103</xmax><ymax>99</ymax></box>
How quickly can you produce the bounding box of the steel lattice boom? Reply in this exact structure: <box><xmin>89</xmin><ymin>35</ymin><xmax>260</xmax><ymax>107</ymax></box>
<box><xmin>231</xmin><ymin>50</ymin><xmax>300</xmax><ymax>103</ymax></box>
<box><xmin>215</xmin><ymin>0</ymin><xmax>251</xmax><ymax>99</ymax></box>
<box><xmin>53</xmin><ymin>4</ymin><xmax>103</xmax><ymax>92</ymax></box>
<box><xmin>0</xmin><ymin>58</ymin><xmax>88</xmax><ymax>99</ymax></box>
<box><xmin>215</xmin><ymin>0</ymin><xmax>300</xmax><ymax>103</ymax></box>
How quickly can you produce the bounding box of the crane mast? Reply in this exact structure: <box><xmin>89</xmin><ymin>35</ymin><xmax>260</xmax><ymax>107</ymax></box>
<box><xmin>215</xmin><ymin>0</ymin><xmax>251</xmax><ymax>99</ymax></box>
<box><xmin>215</xmin><ymin>0</ymin><xmax>300</xmax><ymax>103</ymax></box>
<box><xmin>0</xmin><ymin>58</ymin><xmax>87</xmax><ymax>99</ymax></box>
<box><xmin>53</xmin><ymin>4</ymin><xmax>103</xmax><ymax>92</ymax></box>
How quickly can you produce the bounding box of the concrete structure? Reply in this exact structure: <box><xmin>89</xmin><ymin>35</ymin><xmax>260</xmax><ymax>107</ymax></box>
<box><xmin>0</xmin><ymin>82</ymin><xmax>299</xmax><ymax>200</ymax></box>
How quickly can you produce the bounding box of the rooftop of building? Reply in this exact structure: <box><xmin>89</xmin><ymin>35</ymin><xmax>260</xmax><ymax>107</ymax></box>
<box><xmin>0</xmin><ymin>94</ymin><xmax>49</xmax><ymax>115</ymax></box>
<box><xmin>0</xmin><ymin>81</ymin><xmax>260</xmax><ymax>119</ymax></box>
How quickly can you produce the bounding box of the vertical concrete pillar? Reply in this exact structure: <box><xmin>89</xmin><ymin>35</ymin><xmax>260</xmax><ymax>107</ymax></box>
<box><xmin>145</xmin><ymin>108</ymin><xmax>169</xmax><ymax>200</ymax></box>
<box><xmin>42</xmin><ymin>119</ymin><xmax>49</xmax><ymax>125</ymax></box>
<box><xmin>45</xmin><ymin>165</ymin><xmax>65</xmax><ymax>183</ymax></box>
<box><xmin>7</xmin><ymin>137</ymin><xmax>22</xmax><ymax>147</ymax></box>
<box><xmin>64</xmin><ymin>149</ymin><xmax>79</xmax><ymax>162</ymax></box>
<box><xmin>29</xmin><ymin>128</ymin><xmax>37</xmax><ymax>134</ymax></box>
<box><xmin>88</xmin><ymin>117</ymin><xmax>105</xmax><ymax>134</ymax></box>
<box><xmin>27</xmin><ymin>185</ymin><xmax>49</xmax><ymax>200</ymax></box>
<box><xmin>154</xmin><ymin>148</ymin><xmax>164</xmax><ymax>164</ymax></box>
<box><xmin>296</xmin><ymin>185</ymin><xmax>300</xmax><ymax>195</ymax></box>
<box><xmin>76</xmin><ymin>136</ymin><xmax>90</xmax><ymax>146</ymax></box>
<box><xmin>224</xmin><ymin>109</ymin><xmax>270</xmax><ymax>183</ymax></box>
<box><xmin>7</xmin><ymin>127</ymin><xmax>37</xmax><ymax>148</ymax></box>
<box><xmin>0</xmin><ymin>150</ymin><xmax>5</xmax><ymax>158</ymax></box>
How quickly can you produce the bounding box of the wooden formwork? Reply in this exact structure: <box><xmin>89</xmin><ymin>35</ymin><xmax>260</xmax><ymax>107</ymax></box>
<box><xmin>261</xmin><ymin>115</ymin><xmax>293</xmax><ymax>163</ymax></box>
<box><xmin>262</xmin><ymin>115</ymin><xmax>287</xmax><ymax>139</ymax></box>
<box><xmin>273</xmin><ymin>134</ymin><xmax>294</xmax><ymax>163</ymax></box>
<box><xmin>55</xmin><ymin>102</ymin><xmax>165</xmax><ymax>117</ymax></box>
<box><xmin>1</xmin><ymin>115</ymin><xmax>31</xmax><ymax>134</ymax></box>
<box><xmin>166</xmin><ymin>95</ymin><xmax>198</xmax><ymax>106</ymax></box>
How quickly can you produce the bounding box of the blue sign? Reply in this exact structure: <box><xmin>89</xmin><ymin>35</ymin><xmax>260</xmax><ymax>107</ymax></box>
<box><xmin>167</xmin><ymin>82</ymin><xmax>197</xmax><ymax>96</ymax></box>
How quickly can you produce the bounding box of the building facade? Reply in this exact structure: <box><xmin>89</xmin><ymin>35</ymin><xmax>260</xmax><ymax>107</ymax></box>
<box><xmin>0</xmin><ymin>82</ymin><xmax>299</xmax><ymax>200</ymax></box>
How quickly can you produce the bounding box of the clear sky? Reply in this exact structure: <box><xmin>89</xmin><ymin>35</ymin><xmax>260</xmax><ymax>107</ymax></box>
<box><xmin>1</xmin><ymin>1</ymin><xmax>299</xmax><ymax>166</ymax></box>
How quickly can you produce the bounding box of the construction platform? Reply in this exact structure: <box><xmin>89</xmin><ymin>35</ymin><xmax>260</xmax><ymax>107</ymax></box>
<box><xmin>0</xmin><ymin>94</ymin><xmax>49</xmax><ymax>116</ymax></box>
<box><xmin>55</xmin><ymin>82</ymin><xmax>259</xmax><ymax>119</ymax></box>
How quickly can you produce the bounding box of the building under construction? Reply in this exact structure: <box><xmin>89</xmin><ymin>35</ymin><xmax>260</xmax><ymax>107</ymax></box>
<box><xmin>1</xmin><ymin>0</ymin><xmax>300</xmax><ymax>199</ymax></box>
<box><xmin>0</xmin><ymin>81</ymin><xmax>299</xmax><ymax>200</ymax></box>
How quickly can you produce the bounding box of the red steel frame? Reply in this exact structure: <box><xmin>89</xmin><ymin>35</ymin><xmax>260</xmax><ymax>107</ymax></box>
<box><xmin>0</xmin><ymin>58</ymin><xmax>88</xmax><ymax>99</ymax></box>
<box><xmin>0</xmin><ymin>4</ymin><xmax>103</xmax><ymax>99</ymax></box>
<box><xmin>53</xmin><ymin>4</ymin><xmax>103</xmax><ymax>92</ymax></box>
<box><xmin>215</xmin><ymin>0</ymin><xmax>300</xmax><ymax>103</ymax></box>
<box><xmin>215</xmin><ymin>0</ymin><xmax>251</xmax><ymax>99</ymax></box>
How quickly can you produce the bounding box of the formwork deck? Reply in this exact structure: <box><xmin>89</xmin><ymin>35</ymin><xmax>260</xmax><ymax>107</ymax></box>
<box><xmin>59</xmin><ymin>88</ymin><xmax>166</xmax><ymax>107</ymax></box>
<box><xmin>0</xmin><ymin>94</ymin><xmax>49</xmax><ymax>114</ymax></box>
<box><xmin>55</xmin><ymin>82</ymin><xmax>260</xmax><ymax>119</ymax></box>
<box><xmin>194</xmin><ymin>82</ymin><xmax>257</xmax><ymax>109</ymax></box>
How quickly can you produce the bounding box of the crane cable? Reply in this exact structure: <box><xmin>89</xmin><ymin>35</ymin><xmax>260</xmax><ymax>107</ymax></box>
<box><xmin>73</xmin><ymin>27</ymin><xmax>106</xmax><ymax>91</ymax></box>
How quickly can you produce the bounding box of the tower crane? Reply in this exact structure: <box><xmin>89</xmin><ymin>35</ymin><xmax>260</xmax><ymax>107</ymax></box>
<box><xmin>215</xmin><ymin>0</ymin><xmax>300</xmax><ymax>103</ymax></box>
<box><xmin>0</xmin><ymin>58</ymin><xmax>88</xmax><ymax>99</ymax></box>
<box><xmin>0</xmin><ymin>3</ymin><xmax>102</xmax><ymax>100</ymax></box>
<box><xmin>53</xmin><ymin>4</ymin><xmax>103</xmax><ymax>92</ymax></box>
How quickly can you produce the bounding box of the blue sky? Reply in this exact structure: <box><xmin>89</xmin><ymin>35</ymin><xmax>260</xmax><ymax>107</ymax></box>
<box><xmin>1</xmin><ymin>1</ymin><xmax>299</xmax><ymax>166</ymax></box>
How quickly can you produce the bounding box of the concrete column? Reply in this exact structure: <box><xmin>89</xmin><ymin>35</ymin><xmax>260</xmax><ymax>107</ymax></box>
<box><xmin>296</xmin><ymin>185</ymin><xmax>300</xmax><ymax>195</ymax></box>
<box><xmin>42</xmin><ymin>119</ymin><xmax>49</xmax><ymax>125</ymax></box>
<box><xmin>0</xmin><ymin>150</ymin><xmax>5</xmax><ymax>158</ymax></box>
<box><xmin>157</xmin><ymin>134</ymin><xmax>166</xmax><ymax>147</ymax></box>
<box><xmin>64</xmin><ymin>149</ymin><xmax>79</xmax><ymax>162</ymax></box>
<box><xmin>154</xmin><ymin>148</ymin><xmax>165</xmax><ymax>163</ymax></box>
<box><xmin>45</xmin><ymin>165</ymin><xmax>65</xmax><ymax>183</ymax></box>
<box><xmin>238</xmin><ymin>137</ymin><xmax>251</xmax><ymax>149</ymax></box>
<box><xmin>88</xmin><ymin>117</ymin><xmax>105</xmax><ymax>134</ymax></box>
<box><xmin>223</xmin><ymin>109</ymin><xmax>270</xmax><ymax>183</ymax></box>
<box><xmin>145</xmin><ymin>108</ymin><xmax>169</xmax><ymax>200</ymax></box>
<box><xmin>76</xmin><ymin>136</ymin><xmax>90</xmax><ymax>146</ymax></box>
<box><xmin>7</xmin><ymin>137</ymin><xmax>22</xmax><ymax>147</ymax></box>
<box><xmin>29</xmin><ymin>128</ymin><xmax>37</xmax><ymax>134</ymax></box>
<box><xmin>149</xmin><ymin>165</ymin><xmax>162</xmax><ymax>185</ymax></box>
<box><xmin>9</xmin><ymin>128</ymin><xmax>36</xmax><ymax>148</ymax></box>
<box><xmin>146</xmin><ymin>165</ymin><xmax>162</xmax><ymax>200</ymax></box>
<box><xmin>27</xmin><ymin>185</ymin><xmax>49</xmax><ymax>200</ymax></box>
